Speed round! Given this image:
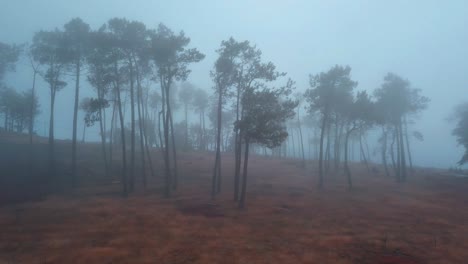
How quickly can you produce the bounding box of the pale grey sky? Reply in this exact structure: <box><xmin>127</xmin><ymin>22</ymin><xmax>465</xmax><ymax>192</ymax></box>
<box><xmin>1</xmin><ymin>0</ymin><xmax>467</xmax><ymax>168</ymax></box>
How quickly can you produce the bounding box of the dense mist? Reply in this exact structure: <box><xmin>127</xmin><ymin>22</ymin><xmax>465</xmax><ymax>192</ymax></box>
<box><xmin>2</xmin><ymin>2</ymin><xmax>468</xmax><ymax>263</ymax></box>
<box><xmin>1</xmin><ymin>1</ymin><xmax>467</xmax><ymax>168</ymax></box>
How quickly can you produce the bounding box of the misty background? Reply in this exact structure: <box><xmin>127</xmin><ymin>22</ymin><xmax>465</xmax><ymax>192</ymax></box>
<box><xmin>1</xmin><ymin>0</ymin><xmax>466</xmax><ymax>168</ymax></box>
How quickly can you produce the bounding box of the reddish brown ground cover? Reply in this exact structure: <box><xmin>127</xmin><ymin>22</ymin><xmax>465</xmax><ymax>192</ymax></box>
<box><xmin>0</xmin><ymin>139</ymin><xmax>467</xmax><ymax>263</ymax></box>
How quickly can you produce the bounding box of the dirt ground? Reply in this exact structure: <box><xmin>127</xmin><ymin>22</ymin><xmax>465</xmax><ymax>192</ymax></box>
<box><xmin>0</xmin><ymin>138</ymin><xmax>467</xmax><ymax>263</ymax></box>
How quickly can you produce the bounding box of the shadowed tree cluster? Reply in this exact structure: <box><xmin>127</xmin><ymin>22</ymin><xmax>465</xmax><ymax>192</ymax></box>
<box><xmin>1</xmin><ymin>16</ymin><xmax>449</xmax><ymax>209</ymax></box>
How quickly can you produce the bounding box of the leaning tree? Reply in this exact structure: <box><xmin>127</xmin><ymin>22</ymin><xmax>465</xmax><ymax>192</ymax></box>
<box><xmin>342</xmin><ymin>91</ymin><xmax>375</xmax><ymax>189</ymax></box>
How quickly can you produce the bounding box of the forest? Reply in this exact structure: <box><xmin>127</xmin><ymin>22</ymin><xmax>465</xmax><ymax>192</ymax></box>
<box><xmin>1</xmin><ymin>14</ymin><xmax>468</xmax><ymax>264</ymax></box>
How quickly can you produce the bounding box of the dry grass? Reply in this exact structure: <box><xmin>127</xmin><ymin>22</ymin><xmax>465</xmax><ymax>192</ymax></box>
<box><xmin>0</xmin><ymin>139</ymin><xmax>467</xmax><ymax>263</ymax></box>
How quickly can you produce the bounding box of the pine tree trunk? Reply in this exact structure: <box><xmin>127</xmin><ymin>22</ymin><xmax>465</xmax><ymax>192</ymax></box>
<box><xmin>381</xmin><ymin>127</ymin><xmax>390</xmax><ymax>178</ymax></box>
<box><xmin>325</xmin><ymin>121</ymin><xmax>332</xmax><ymax>174</ymax></box>
<box><xmin>168</xmin><ymin>105</ymin><xmax>178</xmax><ymax>190</ymax></box>
<box><xmin>334</xmin><ymin>119</ymin><xmax>340</xmax><ymax>170</ymax></box>
<box><xmin>234</xmin><ymin>86</ymin><xmax>241</xmax><ymax>201</ymax></box>
<box><xmin>81</xmin><ymin>123</ymin><xmax>86</xmax><ymax>143</ymax></box>
<box><xmin>142</xmin><ymin>88</ymin><xmax>155</xmax><ymax>178</ymax></box>
<box><xmin>71</xmin><ymin>61</ymin><xmax>80</xmax><ymax>188</ymax></box>
<box><xmin>129</xmin><ymin>62</ymin><xmax>136</xmax><ymax>192</ymax></box>
<box><xmin>238</xmin><ymin>138</ymin><xmax>250</xmax><ymax>209</ymax></box>
<box><xmin>184</xmin><ymin>103</ymin><xmax>188</xmax><ymax>150</ymax></box>
<box><xmin>212</xmin><ymin>87</ymin><xmax>223</xmax><ymax>198</ymax></box>
<box><xmin>359</xmin><ymin>131</ymin><xmax>369</xmax><ymax>171</ymax></box>
<box><xmin>297</xmin><ymin>111</ymin><xmax>305</xmax><ymax>167</ymax></box>
<box><xmin>390</xmin><ymin>130</ymin><xmax>397</xmax><ymax>177</ymax></box>
<box><xmin>344</xmin><ymin>127</ymin><xmax>353</xmax><ymax>189</ymax></box>
<box><xmin>162</xmin><ymin>81</ymin><xmax>172</xmax><ymax>197</ymax></box>
<box><xmin>29</xmin><ymin>70</ymin><xmax>37</xmax><ymax>177</ymax></box>
<box><xmin>403</xmin><ymin>116</ymin><xmax>413</xmax><ymax>176</ymax></box>
<box><xmin>98</xmin><ymin>101</ymin><xmax>109</xmax><ymax>178</ymax></box>
<box><xmin>136</xmin><ymin>75</ymin><xmax>147</xmax><ymax>189</ymax></box>
<box><xmin>398</xmin><ymin>119</ymin><xmax>407</xmax><ymax>182</ymax></box>
<box><xmin>109</xmin><ymin>101</ymin><xmax>116</xmax><ymax>174</ymax></box>
<box><xmin>395</xmin><ymin>125</ymin><xmax>401</xmax><ymax>182</ymax></box>
<box><xmin>318</xmin><ymin>113</ymin><xmax>327</xmax><ymax>189</ymax></box>
<box><xmin>49</xmin><ymin>87</ymin><xmax>56</xmax><ymax>180</ymax></box>
<box><xmin>116</xmin><ymin>82</ymin><xmax>127</xmax><ymax>197</ymax></box>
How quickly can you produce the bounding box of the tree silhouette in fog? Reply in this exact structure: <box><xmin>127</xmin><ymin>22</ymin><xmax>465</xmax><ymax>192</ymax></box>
<box><xmin>179</xmin><ymin>82</ymin><xmax>195</xmax><ymax>151</ymax></box>
<box><xmin>192</xmin><ymin>88</ymin><xmax>209</xmax><ymax>151</ymax></box>
<box><xmin>150</xmin><ymin>23</ymin><xmax>205</xmax><ymax>197</ymax></box>
<box><xmin>451</xmin><ymin>102</ymin><xmax>468</xmax><ymax>165</ymax></box>
<box><xmin>374</xmin><ymin>73</ymin><xmax>429</xmax><ymax>182</ymax></box>
<box><xmin>0</xmin><ymin>88</ymin><xmax>40</xmax><ymax>132</ymax></box>
<box><xmin>236</xmin><ymin>83</ymin><xmax>297</xmax><ymax>208</ymax></box>
<box><xmin>342</xmin><ymin>91</ymin><xmax>375</xmax><ymax>188</ymax></box>
<box><xmin>305</xmin><ymin>65</ymin><xmax>356</xmax><ymax>189</ymax></box>
<box><xmin>63</xmin><ymin>18</ymin><xmax>91</xmax><ymax>187</ymax></box>
<box><xmin>31</xmin><ymin>29</ymin><xmax>68</xmax><ymax>178</ymax></box>
<box><xmin>0</xmin><ymin>42</ymin><xmax>21</xmax><ymax>84</ymax></box>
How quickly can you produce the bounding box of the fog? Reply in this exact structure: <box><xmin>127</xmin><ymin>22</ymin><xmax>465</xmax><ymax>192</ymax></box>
<box><xmin>1</xmin><ymin>0</ymin><xmax>467</xmax><ymax>168</ymax></box>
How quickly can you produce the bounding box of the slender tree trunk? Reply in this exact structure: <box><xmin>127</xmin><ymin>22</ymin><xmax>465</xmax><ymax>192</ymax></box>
<box><xmin>290</xmin><ymin>129</ymin><xmax>296</xmax><ymax>158</ymax></box>
<box><xmin>334</xmin><ymin>119</ymin><xmax>340</xmax><ymax>170</ymax></box>
<box><xmin>344</xmin><ymin>127</ymin><xmax>353</xmax><ymax>189</ymax></box>
<box><xmin>29</xmin><ymin>70</ymin><xmax>37</xmax><ymax>176</ymax></box>
<box><xmin>395</xmin><ymin>125</ymin><xmax>402</xmax><ymax>182</ymax></box>
<box><xmin>29</xmin><ymin>71</ymin><xmax>37</xmax><ymax>145</ymax></box>
<box><xmin>238</xmin><ymin>138</ymin><xmax>250</xmax><ymax>209</ymax></box>
<box><xmin>234</xmin><ymin>86</ymin><xmax>241</xmax><ymax>201</ymax></box>
<box><xmin>403</xmin><ymin>116</ymin><xmax>413</xmax><ymax>176</ymax></box>
<box><xmin>211</xmin><ymin>150</ymin><xmax>220</xmax><ymax>199</ymax></box>
<box><xmin>398</xmin><ymin>119</ymin><xmax>407</xmax><ymax>182</ymax></box>
<box><xmin>325</xmin><ymin>121</ymin><xmax>332</xmax><ymax>174</ymax></box>
<box><xmin>364</xmin><ymin>134</ymin><xmax>371</xmax><ymax>164</ymax></box>
<box><xmin>153</xmin><ymin>109</ymin><xmax>158</xmax><ymax>148</ymax></box>
<box><xmin>381</xmin><ymin>127</ymin><xmax>390</xmax><ymax>178</ymax></box>
<box><xmin>116</xmin><ymin>83</ymin><xmax>127</xmax><ymax>197</ymax></box>
<box><xmin>390</xmin><ymin>129</ymin><xmax>397</xmax><ymax>177</ymax></box>
<box><xmin>142</xmin><ymin>88</ymin><xmax>155</xmax><ymax>178</ymax></box>
<box><xmin>109</xmin><ymin>101</ymin><xmax>116</xmax><ymax>174</ymax></box>
<box><xmin>81</xmin><ymin>123</ymin><xmax>86</xmax><ymax>143</ymax></box>
<box><xmin>162</xmin><ymin>80</ymin><xmax>172</xmax><ymax>197</ymax></box>
<box><xmin>198</xmin><ymin>111</ymin><xmax>203</xmax><ymax>150</ymax></box>
<box><xmin>359</xmin><ymin>131</ymin><xmax>370</xmax><ymax>171</ymax></box>
<box><xmin>184</xmin><ymin>103</ymin><xmax>189</xmax><ymax>150</ymax></box>
<box><xmin>136</xmin><ymin>75</ymin><xmax>147</xmax><ymax>189</ymax></box>
<box><xmin>297</xmin><ymin>111</ymin><xmax>305</xmax><ymax>167</ymax></box>
<box><xmin>158</xmin><ymin>111</ymin><xmax>164</xmax><ymax>152</ymax></box>
<box><xmin>49</xmin><ymin>88</ymin><xmax>56</xmax><ymax>179</ymax></box>
<box><xmin>98</xmin><ymin>101</ymin><xmax>109</xmax><ymax>178</ymax></box>
<box><xmin>202</xmin><ymin>109</ymin><xmax>206</xmax><ymax>150</ymax></box>
<box><xmin>318</xmin><ymin>113</ymin><xmax>327</xmax><ymax>189</ymax></box>
<box><xmin>168</xmin><ymin>105</ymin><xmax>178</xmax><ymax>190</ymax></box>
<box><xmin>217</xmin><ymin>133</ymin><xmax>223</xmax><ymax>193</ymax></box>
<box><xmin>71</xmin><ymin>61</ymin><xmax>80</xmax><ymax>187</ymax></box>
<box><xmin>212</xmin><ymin>87</ymin><xmax>223</xmax><ymax>198</ymax></box>
<box><xmin>129</xmin><ymin>62</ymin><xmax>136</xmax><ymax>192</ymax></box>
